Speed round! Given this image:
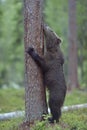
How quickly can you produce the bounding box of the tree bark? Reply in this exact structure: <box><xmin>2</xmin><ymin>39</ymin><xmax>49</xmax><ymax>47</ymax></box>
<box><xmin>24</xmin><ymin>0</ymin><xmax>48</xmax><ymax>125</ymax></box>
<box><xmin>68</xmin><ymin>0</ymin><xmax>79</xmax><ymax>90</ymax></box>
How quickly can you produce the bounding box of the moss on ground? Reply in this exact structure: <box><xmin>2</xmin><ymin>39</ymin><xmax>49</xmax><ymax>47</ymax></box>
<box><xmin>0</xmin><ymin>88</ymin><xmax>87</xmax><ymax>130</ymax></box>
<box><xmin>0</xmin><ymin>88</ymin><xmax>24</xmax><ymax>113</ymax></box>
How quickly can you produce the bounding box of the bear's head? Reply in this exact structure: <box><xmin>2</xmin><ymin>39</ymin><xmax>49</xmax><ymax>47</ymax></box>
<box><xmin>43</xmin><ymin>24</ymin><xmax>61</xmax><ymax>52</ymax></box>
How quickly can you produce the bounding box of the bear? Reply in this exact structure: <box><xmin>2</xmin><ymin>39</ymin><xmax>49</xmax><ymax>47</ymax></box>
<box><xmin>27</xmin><ymin>24</ymin><xmax>67</xmax><ymax>123</ymax></box>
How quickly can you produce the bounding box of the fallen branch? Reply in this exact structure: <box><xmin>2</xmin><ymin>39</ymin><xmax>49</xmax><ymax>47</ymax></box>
<box><xmin>0</xmin><ymin>111</ymin><xmax>25</xmax><ymax>121</ymax></box>
<box><xmin>62</xmin><ymin>103</ymin><xmax>87</xmax><ymax>112</ymax></box>
<box><xmin>0</xmin><ymin>104</ymin><xmax>87</xmax><ymax>121</ymax></box>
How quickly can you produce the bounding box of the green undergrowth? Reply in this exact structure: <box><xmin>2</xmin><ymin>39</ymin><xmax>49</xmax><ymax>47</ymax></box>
<box><xmin>0</xmin><ymin>88</ymin><xmax>24</xmax><ymax>113</ymax></box>
<box><xmin>0</xmin><ymin>88</ymin><xmax>87</xmax><ymax>130</ymax></box>
<box><xmin>64</xmin><ymin>89</ymin><xmax>87</xmax><ymax>106</ymax></box>
<box><xmin>32</xmin><ymin>109</ymin><xmax>87</xmax><ymax>130</ymax></box>
<box><xmin>0</xmin><ymin>109</ymin><xmax>87</xmax><ymax>130</ymax></box>
<box><xmin>0</xmin><ymin>118</ymin><xmax>23</xmax><ymax>130</ymax></box>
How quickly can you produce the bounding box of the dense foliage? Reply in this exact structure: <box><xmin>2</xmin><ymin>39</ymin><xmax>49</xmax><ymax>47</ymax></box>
<box><xmin>0</xmin><ymin>0</ymin><xmax>87</xmax><ymax>88</ymax></box>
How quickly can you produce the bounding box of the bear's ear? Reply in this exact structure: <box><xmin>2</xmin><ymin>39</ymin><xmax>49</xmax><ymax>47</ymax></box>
<box><xmin>57</xmin><ymin>38</ymin><xmax>61</xmax><ymax>44</ymax></box>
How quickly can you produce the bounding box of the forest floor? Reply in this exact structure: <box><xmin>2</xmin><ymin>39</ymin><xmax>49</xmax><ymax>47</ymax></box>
<box><xmin>0</xmin><ymin>88</ymin><xmax>87</xmax><ymax>130</ymax></box>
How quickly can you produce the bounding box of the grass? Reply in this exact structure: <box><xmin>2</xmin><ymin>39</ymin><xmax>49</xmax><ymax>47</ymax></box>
<box><xmin>64</xmin><ymin>89</ymin><xmax>87</xmax><ymax>106</ymax></box>
<box><xmin>0</xmin><ymin>118</ymin><xmax>23</xmax><ymax>130</ymax></box>
<box><xmin>0</xmin><ymin>88</ymin><xmax>87</xmax><ymax>130</ymax></box>
<box><xmin>0</xmin><ymin>88</ymin><xmax>24</xmax><ymax>113</ymax></box>
<box><xmin>32</xmin><ymin>108</ymin><xmax>87</xmax><ymax>130</ymax></box>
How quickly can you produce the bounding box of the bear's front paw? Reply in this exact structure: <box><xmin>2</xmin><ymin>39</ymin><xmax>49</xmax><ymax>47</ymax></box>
<box><xmin>27</xmin><ymin>47</ymin><xmax>34</xmax><ymax>55</ymax></box>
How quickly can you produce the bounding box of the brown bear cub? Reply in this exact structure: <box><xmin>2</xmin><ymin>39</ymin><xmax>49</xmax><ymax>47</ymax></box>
<box><xmin>27</xmin><ymin>24</ymin><xmax>67</xmax><ymax>123</ymax></box>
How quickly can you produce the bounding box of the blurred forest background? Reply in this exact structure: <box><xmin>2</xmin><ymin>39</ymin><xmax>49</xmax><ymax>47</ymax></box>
<box><xmin>0</xmin><ymin>0</ymin><xmax>87</xmax><ymax>129</ymax></box>
<box><xmin>0</xmin><ymin>0</ymin><xmax>87</xmax><ymax>90</ymax></box>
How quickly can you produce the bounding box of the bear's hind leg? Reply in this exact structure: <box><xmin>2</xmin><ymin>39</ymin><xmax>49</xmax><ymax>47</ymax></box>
<box><xmin>49</xmin><ymin>108</ymin><xmax>61</xmax><ymax>123</ymax></box>
<box><xmin>49</xmin><ymin>99</ymin><xmax>61</xmax><ymax>123</ymax></box>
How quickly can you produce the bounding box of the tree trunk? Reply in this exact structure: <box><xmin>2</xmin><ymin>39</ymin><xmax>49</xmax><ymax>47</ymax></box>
<box><xmin>24</xmin><ymin>0</ymin><xmax>48</xmax><ymax>125</ymax></box>
<box><xmin>68</xmin><ymin>0</ymin><xmax>79</xmax><ymax>90</ymax></box>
